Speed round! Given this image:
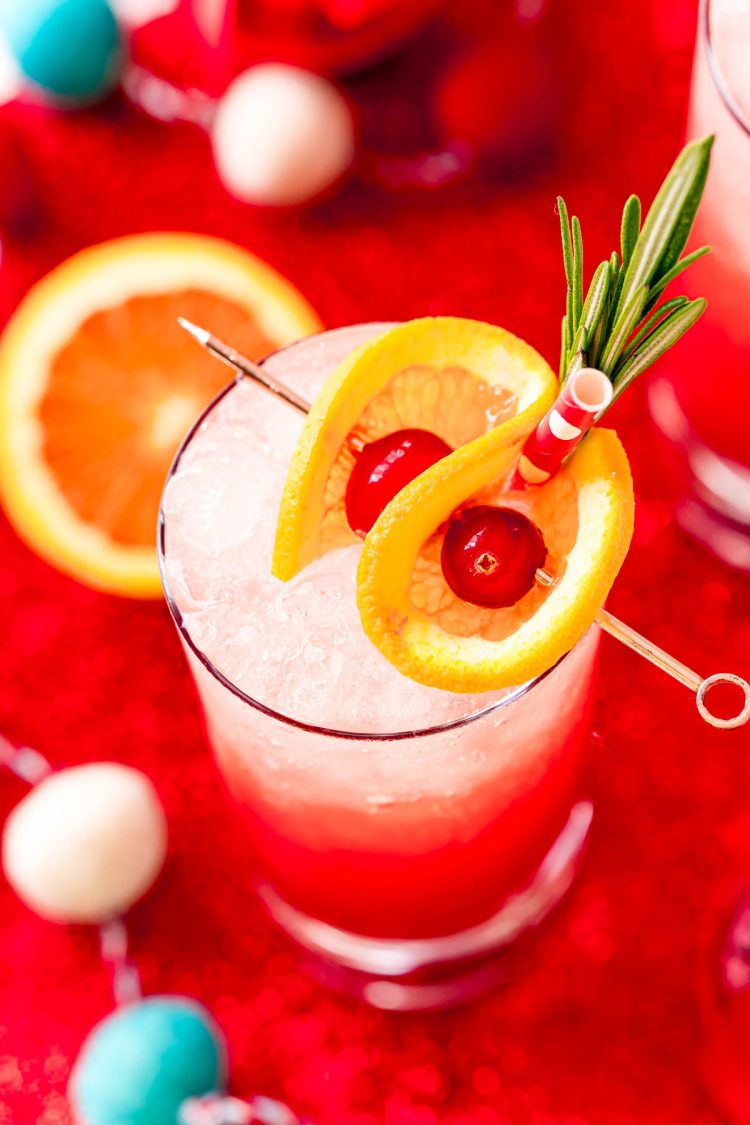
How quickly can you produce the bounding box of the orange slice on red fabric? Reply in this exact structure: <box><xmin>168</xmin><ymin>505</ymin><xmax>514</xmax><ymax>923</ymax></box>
<box><xmin>0</xmin><ymin>233</ymin><xmax>321</xmax><ymax>596</ymax></box>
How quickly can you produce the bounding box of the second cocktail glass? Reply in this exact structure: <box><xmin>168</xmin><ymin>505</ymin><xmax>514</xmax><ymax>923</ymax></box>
<box><xmin>650</xmin><ymin>0</ymin><xmax>750</xmax><ymax>569</ymax></box>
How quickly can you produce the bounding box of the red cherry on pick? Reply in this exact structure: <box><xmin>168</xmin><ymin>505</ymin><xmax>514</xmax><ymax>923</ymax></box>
<box><xmin>441</xmin><ymin>505</ymin><xmax>547</xmax><ymax>608</ymax></box>
<box><xmin>345</xmin><ymin>428</ymin><xmax>452</xmax><ymax>536</ymax></box>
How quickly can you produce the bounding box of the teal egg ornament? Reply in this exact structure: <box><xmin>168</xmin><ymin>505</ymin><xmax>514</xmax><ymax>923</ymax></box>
<box><xmin>0</xmin><ymin>0</ymin><xmax>123</xmax><ymax>105</ymax></box>
<box><xmin>68</xmin><ymin>996</ymin><xmax>227</xmax><ymax>1124</ymax></box>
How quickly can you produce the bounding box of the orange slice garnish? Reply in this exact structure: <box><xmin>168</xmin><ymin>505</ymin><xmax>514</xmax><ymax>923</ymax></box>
<box><xmin>272</xmin><ymin>316</ymin><xmax>558</xmax><ymax>580</ymax></box>
<box><xmin>357</xmin><ymin>425</ymin><xmax>634</xmax><ymax>691</ymax></box>
<box><xmin>274</xmin><ymin>317</ymin><xmax>634</xmax><ymax>691</ymax></box>
<box><xmin>0</xmin><ymin>233</ymin><xmax>321</xmax><ymax>596</ymax></box>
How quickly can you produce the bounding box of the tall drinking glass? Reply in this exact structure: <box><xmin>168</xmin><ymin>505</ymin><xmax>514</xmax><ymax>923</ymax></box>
<box><xmin>650</xmin><ymin>0</ymin><xmax>750</xmax><ymax>570</ymax></box>
<box><xmin>158</xmin><ymin>324</ymin><xmax>598</xmax><ymax>1010</ymax></box>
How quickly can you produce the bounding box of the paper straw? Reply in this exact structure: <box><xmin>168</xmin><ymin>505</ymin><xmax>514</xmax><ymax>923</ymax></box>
<box><xmin>517</xmin><ymin>367</ymin><xmax>614</xmax><ymax>486</ymax></box>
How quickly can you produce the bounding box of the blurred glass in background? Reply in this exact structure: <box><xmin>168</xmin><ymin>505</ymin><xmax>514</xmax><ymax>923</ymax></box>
<box><xmin>650</xmin><ymin>0</ymin><xmax>750</xmax><ymax>572</ymax></box>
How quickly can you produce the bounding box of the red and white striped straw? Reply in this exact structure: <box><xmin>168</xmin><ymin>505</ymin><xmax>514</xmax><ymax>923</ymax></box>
<box><xmin>516</xmin><ymin>367</ymin><xmax>614</xmax><ymax>486</ymax></box>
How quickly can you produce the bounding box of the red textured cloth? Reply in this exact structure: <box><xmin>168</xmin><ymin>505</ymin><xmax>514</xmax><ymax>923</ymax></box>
<box><xmin>2</xmin><ymin>1</ymin><xmax>750</xmax><ymax>1122</ymax></box>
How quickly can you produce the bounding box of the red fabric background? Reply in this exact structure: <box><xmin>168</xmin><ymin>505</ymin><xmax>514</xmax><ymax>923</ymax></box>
<box><xmin>2</xmin><ymin>0</ymin><xmax>750</xmax><ymax>1121</ymax></box>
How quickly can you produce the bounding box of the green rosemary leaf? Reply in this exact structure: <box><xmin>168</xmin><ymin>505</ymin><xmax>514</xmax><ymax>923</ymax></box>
<box><xmin>644</xmin><ymin>245</ymin><xmax>711</xmax><ymax>311</ymax></box>
<box><xmin>567</xmin><ymin>346</ymin><xmax>586</xmax><ymax>379</ymax></box>
<box><xmin>588</xmin><ymin>318</ymin><xmax>606</xmax><ymax>370</ymax></box>
<box><xmin>570</xmin><ymin>321</ymin><xmax>586</xmax><ymax>353</ymax></box>
<box><xmin>585</xmin><ymin>254</ymin><xmax>618</xmax><ymax>369</ymax></box>
<box><xmin>581</xmin><ymin>260</ymin><xmax>611</xmax><ymax>340</ymax></box>
<box><xmin>572</xmin><ymin>215</ymin><xmax>584</xmax><ymax>325</ymax></box>
<box><xmin>611</xmin><ymin>298</ymin><xmax>707</xmax><ymax>399</ymax></box>
<box><xmin>598</xmin><ymin>284</ymin><xmax>648</xmax><ymax>375</ymax></box>
<box><xmin>606</xmin><ymin>251</ymin><xmax>623</xmax><ymax>331</ymax></box>
<box><xmin>654</xmin><ymin>137</ymin><xmax>713</xmax><ymax>283</ymax></box>
<box><xmin>620</xmin><ymin>195</ymin><xmax>641</xmax><ymax>269</ymax></box>
<box><xmin>621</xmin><ymin>295</ymin><xmax>689</xmax><ymax>360</ymax></box>
<box><xmin>571</xmin><ymin>351</ymin><xmax>589</xmax><ymax>378</ymax></box>
<box><xmin>566</xmin><ymin>285</ymin><xmax>574</xmax><ymax>346</ymax></box>
<box><xmin>616</xmin><ymin>136</ymin><xmax>713</xmax><ymax>322</ymax></box>
<box><xmin>562</xmin><ymin>323</ymin><xmax>587</xmax><ymax>383</ymax></box>
<box><xmin>559</xmin><ymin>316</ymin><xmax>569</xmax><ymax>382</ymax></box>
<box><xmin>558</xmin><ymin>197</ymin><xmax>574</xmax><ymax>288</ymax></box>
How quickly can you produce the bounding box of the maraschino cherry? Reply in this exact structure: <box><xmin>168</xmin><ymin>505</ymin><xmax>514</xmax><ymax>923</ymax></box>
<box><xmin>441</xmin><ymin>505</ymin><xmax>547</xmax><ymax>608</ymax></box>
<box><xmin>345</xmin><ymin>428</ymin><xmax>452</xmax><ymax>535</ymax></box>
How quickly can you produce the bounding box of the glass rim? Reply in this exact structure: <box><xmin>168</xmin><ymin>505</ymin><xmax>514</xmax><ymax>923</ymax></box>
<box><xmin>156</xmin><ymin>326</ymin><xmax>571</xmax><ymax>743</ymax></box>
<box><xmin>704</xmin><ymin>0</ymin><xmax>750</xmax><ymax>138</ymax></box>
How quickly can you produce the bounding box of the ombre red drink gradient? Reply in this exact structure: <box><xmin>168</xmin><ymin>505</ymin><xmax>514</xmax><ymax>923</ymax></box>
<box><xmin>159</xmin><ymin>325</ymin><xmax>599</xmax><ymax>1007</ymax></box>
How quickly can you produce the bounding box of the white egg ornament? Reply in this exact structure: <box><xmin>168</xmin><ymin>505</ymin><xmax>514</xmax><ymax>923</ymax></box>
<box><xmin>212</xmin><ymin>64</ymin><xmax>355</xmax><ymax>207</ymax></box>
<box><xmin>2</xmin><ymin>762</ymin><xmax>167</xmax><ymax>923</ymax></box>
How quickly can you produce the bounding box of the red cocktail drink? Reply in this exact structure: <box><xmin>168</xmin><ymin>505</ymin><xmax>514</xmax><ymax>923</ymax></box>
<box><xmin>160</xmin><ymin>324</ymin><xmax>597</xmax><ymax>1007</ymax></box>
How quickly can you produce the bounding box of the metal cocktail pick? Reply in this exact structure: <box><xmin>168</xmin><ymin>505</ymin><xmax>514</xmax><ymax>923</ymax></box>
<box><xmin>177</xmin><ymin>317</ymin><xmax>750</xmax><ymax>731</ymax></box>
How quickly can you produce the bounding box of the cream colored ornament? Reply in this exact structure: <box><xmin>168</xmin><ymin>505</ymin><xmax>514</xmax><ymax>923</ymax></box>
<box><xmin>2</xmin><ymin>762</ymin><xmax>167</xmax><ymax>923</ymax></box>
<box><xmin>212</xmin><ymin>64</ymin><xmax>355</xmax><ymax>206</ymax></box>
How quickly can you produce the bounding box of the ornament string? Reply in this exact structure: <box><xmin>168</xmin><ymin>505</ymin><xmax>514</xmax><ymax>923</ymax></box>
<box><xmin>178</xmin><ymin>318</ymin><xmax>750</xmax><ymax>730</ymax></box>
<box><xmin>180</xmin><ymin>1093</ymin><xmax>307</xmax><ymax>1124</ymax></box>
<box><xmin>0</xmin><ymin>731</ymin><xmax>51</xmax><ymax>783</ymax></box>
<box><xmin>100</xmin><ymin>917</ymin><xmax>142</xmax><ymax>1006</ymax></box>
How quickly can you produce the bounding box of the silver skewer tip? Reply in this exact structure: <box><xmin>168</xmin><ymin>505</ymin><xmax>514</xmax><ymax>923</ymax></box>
<box><xmin>177</xmin><ymin>317</ymin><xmax>211</xmax><ymax>346</ymax></box>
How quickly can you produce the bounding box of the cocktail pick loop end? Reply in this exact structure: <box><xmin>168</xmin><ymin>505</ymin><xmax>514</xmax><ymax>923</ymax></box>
<box><xmin>538</xmin><ymin>568</ymin><xmax>750</xmax><ymax>729</ymax></box>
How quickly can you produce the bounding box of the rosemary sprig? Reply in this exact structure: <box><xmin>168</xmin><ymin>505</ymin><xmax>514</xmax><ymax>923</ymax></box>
<box><xmin>557</xmin><ymin>135</ymin><xmax>713</xmax><ymax>408</ymax></box>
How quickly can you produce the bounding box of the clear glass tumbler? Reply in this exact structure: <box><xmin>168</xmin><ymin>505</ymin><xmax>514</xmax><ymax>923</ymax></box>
<box><xmin>158</xmin><ymin>325</ymin><xmax>598</xmax><ymax>1009</ymax></box>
